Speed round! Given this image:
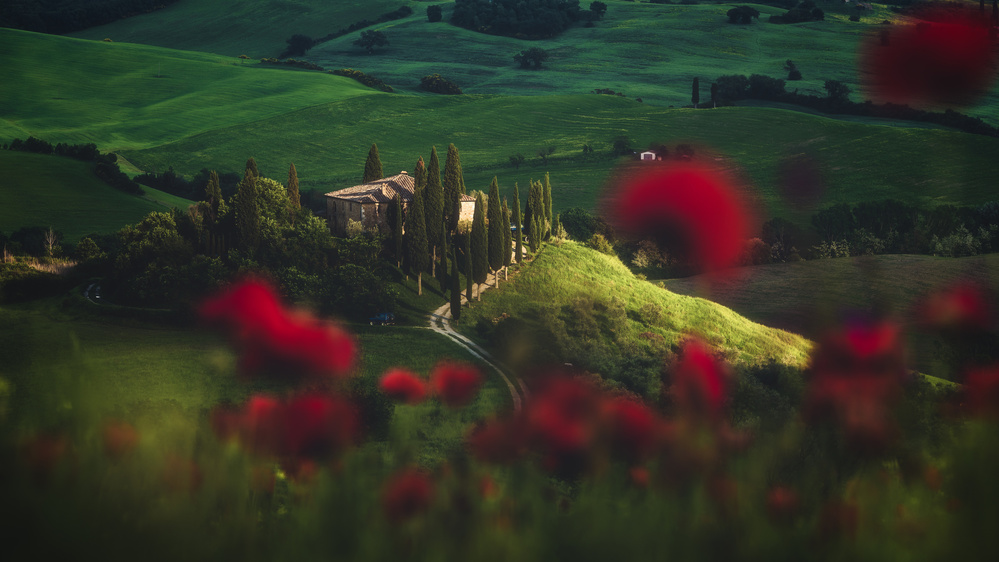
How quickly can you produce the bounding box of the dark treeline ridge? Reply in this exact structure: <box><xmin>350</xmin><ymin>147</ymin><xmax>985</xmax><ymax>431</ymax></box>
<box><xmin>133</xmin><ymin>167</ymin><xmax>240</xmax><ymax>201</ymax></box>
<box><xmin>0</xmin><ymin>0</ymin><xmax>180</xmax><ymax>34</ymax></box>
<box><xmin>258</xmin><ymin>59</ymin><xmax>395</xmax><ymax>93</ymax></box>
<box><xmin>451</xmin><ymin>0</ymin><xmax>601</xmax><ymax>39</ymax></box>
<box><xmin>710</xmin><ymin>74</ymin><xmax>999</xmax><ymax>138</ymax></box>
<box><xmin>281</xmin><ymin>5</ymin><xmax>413</xmax><ymax>57</ymax></box>
<box><xmin>3</xmin><ymin>136</ymin><xmax>143</xmax><ymax>195</ymax></box>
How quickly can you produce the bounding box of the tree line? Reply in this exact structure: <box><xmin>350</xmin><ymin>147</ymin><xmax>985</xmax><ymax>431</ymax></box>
<box><xmin>3</xmin><ymin>136</ymin><xmax>143</xmax><ymax>195</ymax></box>
<box><xmin>450</xmin><ymin>0</ymin><xmax>606</xmax><ymax>39</ymax></box>
<box><xmin>1</xmin><ymin>0</ymin><xmax>180</xmax><ymax>34</ymax></box>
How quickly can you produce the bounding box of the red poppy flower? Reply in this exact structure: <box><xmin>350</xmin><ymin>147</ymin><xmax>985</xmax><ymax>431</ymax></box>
<box><xmin>606</xmin><ymin>162</ymin><xmax>753</xmax><ymax>275</ymax></box>
<box><xmin>527</xmin><ymin>376</ymin><xmax>599</xmax><ymax>455</ymax></box>
<box><xmin>804</xmin><ymin>321</ymin><xmax>908</xmax><ymax>451</ymax></box>
<box><xmin>199</xmin><ymin>278</ymin><xmax>356</xmax><ymax>378</ymax></box>
<box><xmin>283</xmin><ymin>394</ymin><xmax>359</xmax><ymax>458</ymax></box>
<box><xmin>431</xmin><ymin>362</ymin><xmax>483</xmax><ymax>407</ymax></box>
<box><xmin>919</xmin><ymin>282</ymin><xmax>992</xmax><ymax>333</ymax></box>
<box><xmin>467</xmin><ymin>417</ymin><xmax>528</xmax><ymax>465</ymax></box>
<box><xmin>859</xmin><ymin>16</ymin><xmax>998</xmax><ymax>109</ymax></box>
<box><xmin>379</xmin><ymin>368</ymin><xmax>428</xmax><ymax>404</ymax></box>
<box><xmin>102</xmin><ymin>420</ymin><xmax>140</xmax><ymax>459</ymax></box>
<box><xmin>381</xmin><ymin>468</ymin><xmax>435</xmax><ymax>524</ymax></box>
<box><xmin>602</xmin><ymin>397</ymin><xmax>658</xmax><ymax>463</ymax></box>
<box><xmin>961</xmin><ymin>365</ymin><xmax>999</xmax><ymax>419</ymax></box>
<box><xmin>670</xmin><ymin>338</ymin><xmax>730</xmax><ymax>421</ymax></box>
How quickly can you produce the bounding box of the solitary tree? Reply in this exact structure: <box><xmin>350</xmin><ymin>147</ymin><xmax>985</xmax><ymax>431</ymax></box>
<box><xmin>514</xmin><ymin>47</ymin><xmax>550</xmax><ymax>69</ymax></box>
<box><xmin>487</xmin><ymin>177</ymin><xmax>504</xmax><ymax>287</ymax></box>
<box><xmin>785</xmin><ymin>60</ymin><xmax>802</xmax><ymax>81</ymax></box>
<box><xmin>824</xmin><ymin>80</ymin><xmax>852</xmax><ymax>105</ymax></box>
<box><xmin>235</xmin><ymin>169</ymin><xmax>260</xmax><ymax>254</ymax></box>
<box><xmin>471</xmin><ymin>191</ymin><xmax>488</xmax><ymax>300</ymax></box>
<box><xmin>513</xmin><ymin>182</ymin><xmax>523</xmax><ymax>264</ymax></box>
<box><xmin>354</xmin><ymin>30</ymin><xmax>389</xmax><ymax>54</ymax></box>
<box><xmin>287</xmin><ymin>162</ymin><xmax>301</xmax><ymax>213</ymax></box>
<box><xmin>692</xmin><ymin>77</ymin><xmax>700</xmax><ymax>108</ymax></box>
<box><xmin>405</xmin><ymin>183</ymin><xmax>430</xmax><ymax>295</ymax></box>
<box><xmin>509</xmin><ymin>153</ymin><xmax>525</xmax><ymax>170</ymax></box>
<box><xmin>363</xmin><ymin>143</ymin><xmax>383</xmax><ymax>183</ymax></box>
<box><xmin>427</xmin><ymin>5</ymin><xmax>443</xmax><ymax>22</ymax></box>
<box><xmin>424</xmin><ymin>146</ymin><xmax>444</xmax><ymax>277</ymax></box>
<box><xmin>450</xmin><ymin>242</ymin><xmax>461</xmax><ymax>322</ymax></box>
<box><xmin>443</xmin><ymin>143</ymin><xmax>466</xmax><ymax>232</ymax></box>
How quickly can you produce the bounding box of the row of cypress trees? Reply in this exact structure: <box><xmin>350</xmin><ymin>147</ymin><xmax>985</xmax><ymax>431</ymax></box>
<box><xmin>364</xmin><ymin>142</ymin><xmax>553</xmax><ymax>317</ymax></box>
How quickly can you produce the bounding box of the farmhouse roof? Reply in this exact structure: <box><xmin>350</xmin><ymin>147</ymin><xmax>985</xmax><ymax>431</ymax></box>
<box><xmin>325</xmin><ymin>172</ymin><xmax>476</xmax><ymax>204</ymax></box>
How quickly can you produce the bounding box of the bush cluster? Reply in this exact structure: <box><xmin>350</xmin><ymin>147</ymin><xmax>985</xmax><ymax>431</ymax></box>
<box><xmin>330</xmin><ymin>68</ymin><xmax>395</xmax><ymax>93</ymax></box>
<box><xmin>451</xmin><ymin>0</ymin><xmax>594</xmax><ymax>39</ymax></box>
<box><xmin>419</xmin><ymin>74</ymin><xmax>463</xmax><ymax>95</ymax></box>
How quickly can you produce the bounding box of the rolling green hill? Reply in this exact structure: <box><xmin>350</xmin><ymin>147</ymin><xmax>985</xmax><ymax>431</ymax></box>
<box><xmin>457</xmin><ymin>241</ymin><xmax>812</xmax><ymax>381</ymax></box>
<box><xmin>69</xmin><ymin>0</ymin><xmax>411</xmax><ymax>58</ymax></box>
<box><xmin>0</xmin><ymin>151</ymin><xmax>191</xmax><ymax>242</ymax></box>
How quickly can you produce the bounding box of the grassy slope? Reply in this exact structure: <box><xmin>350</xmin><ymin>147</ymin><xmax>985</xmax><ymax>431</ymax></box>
<box><xmin>0</xmin><ymin>28</ymin><xmax>380</xmax><ymax>152</ymax></box>
<box><xmin>70</xmin><ymin>0</ymin><xmax>411</xmax><ymax>58</ymax></box>
<box><xmin>0</xmin><ymin>151</ymin><xmax>190</xmax><ymax>242</ymax></box>
<box><xmin>662</xmin><ymin>254</ymin><xmax>999</xmax><ymax>380</ymax></box>
<box><xmin>457</xmin><ymin>241</ymin><xmax>812</xmax><ymax>370</ymax></box>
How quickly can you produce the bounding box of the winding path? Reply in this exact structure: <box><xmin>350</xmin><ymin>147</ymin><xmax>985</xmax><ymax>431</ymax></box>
<box><xmin>427</xmin><ymin>270</ymin><xmax>528</xmax><ymax>412</ymax></box>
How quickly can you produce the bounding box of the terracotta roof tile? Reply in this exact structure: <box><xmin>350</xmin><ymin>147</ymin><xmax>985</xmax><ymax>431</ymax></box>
<box><xmin>324</xmin><ymin>173</ymin><xmax>415</xmax><ymax>204</ymax></box>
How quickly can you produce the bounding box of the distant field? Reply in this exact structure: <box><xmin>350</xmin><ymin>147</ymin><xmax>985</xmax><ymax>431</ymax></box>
<box><xmin>662</xmin><ymin>253</ymin><xmax>999</xmax><ymax>380</ymax></box>
<box><xmin>70</xmin><ymin>0</ymin><xmax>410</xmax><ymax>58</ymax></box>
<box><xmin>0</xmin><ymin>151</ymin><xmax>187</xmax><ymax>242</ymax></box>
<box><xmin>0</xmin><ymin>28</ymin><xmax>380</xmax><ymax>152</ymax></box>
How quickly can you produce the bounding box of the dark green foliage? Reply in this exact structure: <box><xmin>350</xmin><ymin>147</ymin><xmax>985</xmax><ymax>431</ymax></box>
<box><xmin>425</xmin><ymin>147</ymin><xmax>444</xmax><ymax>272</ymax></box>
<box><xmin>329</xmin><ymin>69</ymin><xmax>394</xmax><ymax>93</ymax></box>
<box><xmin>502</xmin><ymin>197</ymin><xmax>512</xmax><ymax>269</ymax></box>
<box><xmin>710</xmin><ymin>82</ymin><xmax>718</xmax><ymax>107</ymax></box>
<box><xmin>443</xmin><ymin>143</ymin><xmax>466</xmax><ymax>232</ymax></box>
<box><xmin>353</xmin><ymin>30</ymin><xmax>389</xmax><ymax>54</ymax></box>
<box><xmin>529</xmin><ymin>214</ymin><xmax>541</xmax><ymax>253</ymax></box>
<box><xmin>692</xmin><ymin>76</ymin><xmax>700</xmax><ymax>108</ymax></box>
<box><xmin>0</xmin><ymin>0</ymin><xmax>181</xmax><ymax>34</ymax></box>
<box><xmin>612</xmin><ymin>135</ymin><xmax>633</xmax><ymax>155</ymax></box>
<box><xmin>363</xmin><ymin>143</ymin><xmax>383</xmax><ymax>183</ymax></box>
<box><xmin>726</xmin><ymin>6</ymin><xmax>760</xmax><ymax>24</ymax></box>
<box><xmin>451</xmin><ymin>0</ymin><xmax>584</xmax><ymax>39</ymax></box>
<box><xmin>513</xmin><ymin>183</ymin><xmax>523</xmax><ymax>264</ymax></box>
<box><xmin>312</xmin><ymin>6</ymin><xmax>413</xmax><ymax>47</ymax></box>
<box><xmin>509</xmin><ymin>153</ymin><xmax>525</xmax><ymax>169</ymax></box>
<box><xmin>280</xmin><ymin>34</ymin><xmax>314</xmax><ymax>58</ymax></box>
<box><xmin>389</xmin><ymin>194</ymin><xmax>404</xmax><ymax>266</ymax></box>
<box><xmin>487</xmin><ymin>177</ymin><xmax>504</xmax><ymax>272</ymax></box>
<box><xmin>514</xmin><ymin>47</ymin><xmax>550</xmax><ymax>69</ymax></box>
<box><xmin>204</xmin><ymin>170</ymin><xmax>222</xmax><ymax>221</ymax></box>
<box><xmin>749</xmin><ymin>74</ymin><xmax>786</xmax><ymax>98</ymax></box>
<box><xmin>464</xmin><ymin>232</ymin><xmax>473</xmax><ymax>304</ymax></box>
<box><xmin>427</xmin><ymin>5</ymin><xmax>443</xmax><ymax>22</ymax></box>
<box><xmin>436</xmin><ymin>223</ymin><xmax>450</xmax><ymax>288</ymax></box>
<box><xmin>404</xmin><ymin>183</ymin><xmax>429</xmax><ymax>294</ymax></box>
<box><xmin>321</xmin><ymin>264</ymin><xmax>398</xmax><ymax>321</ymax></box>
<box><xmin>785</xmin><ymin>60</ymin><xmax>802</xmax><ymax>81</ymax></box>
<box><xmin>450</xmin><ymin>242</ymin><xmax>461</xmax><ymax>322</ymax></box>
<box><xmin>590</xmin><ymin>2</ymin><xmax>608</xmax><ymax>19</ymax></box>
<box><xmin>414</xmin><ymin>156</ymin><xmax>427</xmax><ymax>192</ymax></box>
<box><xmin>245</xmin><ymin>157</ymin><xmax>259</xmax><ymax>178</ymax></box>
<box><xmin>471</xmin><ymin>191</ymin><xmax>488</xmax><ymax>286</ymax></box>
<box><xmin>286</xmin><ymin>163</ymin><xmax>300</xmax><ymax>211</ymax></box>
<box><xmin>419</xmin><ymin>74</ymin><xmax>462</xmax><ymax>95</ymax></box>
<box><xmin>769</xmin><ymin>2</ymin><xmax>824</xmax><ymax>23</ymax></box>
<box><xmin>543</xmin><ymin>172</ymin><xmax>553</xmax><ymax>239</ymax></box>
<box><xmin>824</xmin><ymin>80</ymin><xmax>852</xmax><ymax>104</ymax></box>
<box><xmin>234</xmin><ymin>170</ymin><xmax>260</xmax><ymax>254</ymax></box>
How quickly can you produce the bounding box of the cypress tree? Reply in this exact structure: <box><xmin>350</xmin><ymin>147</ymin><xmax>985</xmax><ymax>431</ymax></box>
<box><xmin>513</xmin><ymin>182</ymin><xmax>523</xmax><ymax>264</ymax></box>
<box><xmin>450</xmin><ymin>241</ymin><xmax>461</xmax><ymax>322</ymax></box>
<box><xmin>437</xmin><ymin>224</ymin><xmax>449</xmax><ymax>289</ymax></box>
<box><xmin>287</xmin><ymin>163</ymin><xmax>301</xmax><ymax>222</ymax></box>
<box><xmin>692</xmin><ymin>77</ymin><xmax>700</xmax><ymax>109</ymax></box>
<box><xmin>502</xmin><ymin>197</ymin><xmax>512</xmax><ymax>278</ymax></box>
<box><xmin>711</xmin><ymin>82</ymin><xmax>718</xmax><ymax>108</ymax></box>
<box><xmin>464</xmin><ymin>232</ymin><xmax>473</xmax><ymax>305</ymax></box>
<box><xmin>543</xmin><ymin>172</ymin><xmax>553</xmax><ymax>239</ymax></box>
<box><xmin>471</xmin><ymin>191</ymin><xmax>488</xmax><ymax>300</ymax></box>
<box><xmin>363</xmin><ymin>143</ymin><xmax>383</xmax><ymax>183</ymax></box>
<box><xmin>405</xmin><ymin>182</ymin><xmax>429</xmax><ymax>295</ymax></box>
<box><xmin>425</xmin><ymin>146</ymin><xmax>444</xmax><ymax>277</ymax></box>
<box><xmin>235</xmin><ymin>169</ymin><xmax>260</xmax><ymax>254</ymax></box>
<box><xmin>205</xmin><ymin>170</ymin><xmax>222</xmax><ymax>224</ymax></box>
<box><xmin>487</xmin><ymin>177</ymin><xmax>504</xmax><ymax>284</ymax></box>
<box><xmin>443</xmin><ymin>143</ymin><xmax>466</xmax><ymax>232</ymax></box>
<box><xmin>245</xmin><ymin>157</ymin><xmax>259</xmax><ymax>178</ymax></box>
<box><xmin>414</xmin><ymin>156</ymin><xmax>427</xmax><ymax>191</ymax></box>
<box><xmin>529</xmin><ymin>214</ymin><xmax>540</xmax><ymax>254</ymax></box>
<box><xmin>389</xmin><ymin>193</ymin><xmax>404</xmax><ymax>267</ymax></box>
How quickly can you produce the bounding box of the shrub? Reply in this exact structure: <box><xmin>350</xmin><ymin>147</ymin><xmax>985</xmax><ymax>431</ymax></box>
<box><xmin>419</xmin><ymin>74</ymin><xmax>462</xmax><ymax>95</ymax></box>
<box><xmin>587</xmin><ymin>233</ymin><xmax>615</xmax><ymax>256</ymax></box>
<box><xmin>427</xmin><ymin>5</ymin><xmax>443</xmax><ymax>22</ymax></box>
<box><xmin>331</xmin><ymin>68</ymin><xmax>394</xmax><ymax>93</ymax></box>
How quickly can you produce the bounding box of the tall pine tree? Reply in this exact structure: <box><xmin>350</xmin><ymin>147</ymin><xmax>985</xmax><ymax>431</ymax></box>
<box><xmin>424</xmin><ymin>146</ymin><xmax>444</xmax><ymax>277</ymax></box>
<box><xmin>204</xmin><ymin>170</ymin><xmax>222</xmax><ymax>225</ymax></box>
<box><xmin>389</xmin><ymin>193</ymin><xmax>404</xmax><ymax>267</ymax></box>
<box><xmin>443</xmin><ymin>143</ymin><xmax>467</xmax><ymax>232</ymax></box>
<box><xmin>464</xmin><ymin>232</ymin><xmax>473</xmax><ymax>306</ymax></box>
<box><xmin>470</xmin><ymin>191</ymin><xmax>488</xmax><ymax>300</ymax></box>
<box><xmin>363</xmin><ymin>143</ymin><xmax>383</xmax><ymax>183</ymax></box>
<box><xmin>543</xmin><ymin>172</ymin><xmax>553</xmax><ymax>240</ymax></box>
<box><xmin>235</xmin><ymin>169</ymin><xmax>260</xmax><ymax>254</ymax></box>
<box><xmin>450</xmin><ymin>241</ymin><xmax>462</xmax><ymax>322</ymax></box>
<box><xmin>287</xmin><ymin>163</ymin><xmax>301</xmax><ymax>218</ymax></box>
<box><xmin>436</xmin><ymin>224</ymin><xmax>449</xmax><ymax>289</ymax></box>
<box><xmin>405</xmin><ymin>182</ymin><xmax>430</xmax><ymax>295</ymax></box>
<box><xmin>245</xmin><ymin>157</ymin><xmax>259</xmax><ymax>178</ymax></box>
<box><xmin>502</xmin><ymin>197</ymin><xmax>512</xmax><ymax>278</ymax></box>
<box><xmin>414</xmin><ymin>156</ymin><xmax>427</xmax><ymax>192</ymax></box>
<box><xmin>513</xmin><ymin>182</ymin><xmax>523</xmax><ymax>264</ymax></box>
<box><xmin>487</xmin><ymin>177</ymin><xmax>504</xmax><ymax>287</ymax></box>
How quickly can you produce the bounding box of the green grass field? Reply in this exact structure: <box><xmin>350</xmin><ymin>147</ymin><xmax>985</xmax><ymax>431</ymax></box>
<box><xmin>663</xmin><ymin>253</ymin><xmax>999</xmax><ymax>380</ymax></box>
<box><xmin>0</xmin><ymin>151</ymin><xmax>191</xmax><ymax>242</ymax></box>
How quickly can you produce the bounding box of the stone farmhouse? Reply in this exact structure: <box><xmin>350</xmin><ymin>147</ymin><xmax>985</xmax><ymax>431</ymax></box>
<box><xmin>324</xmin><ymin>172</ymin><xmax>476</xmax><ymax>236</ymax></box>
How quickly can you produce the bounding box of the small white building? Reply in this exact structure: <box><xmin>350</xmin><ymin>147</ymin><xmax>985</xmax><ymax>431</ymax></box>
<box><xmin>639</xmin><ymin>151</ymin><xmax>658</xmax><ymax>161</ymax></box>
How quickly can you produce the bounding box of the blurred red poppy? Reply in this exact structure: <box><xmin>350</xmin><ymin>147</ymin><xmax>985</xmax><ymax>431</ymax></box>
<box><xmin>379</xmin><ymin>368</ymin><xmax>428</xmax><ymax>404</ymax></box>
<box><xmin>670</xmin><ymin>338</ymin><xmax>730</xmax><ymax>422</ymax></box>
<box><xmin>467</xmin><ymin>417</ymin><xmax>528</xmax><ymax>465</ymax></box>
<box><xmin>382</xmin><ymin>468</ymin><xmax>435</xmax><ymax>524</ymax></box>
<box><xmin>602</xmin><ymin>396</ymin><xmax>658</xmax><ymax>463</ymax></box>
<box><xmin>919</xmin><ymin>282</ymin><xmax>992</xmax><ymax>333</ymax></box>
<box><xmin>431</xmin><ymin>362</ymin><xmax>483</xmax><ymax>407</ymax></box>
<box><xmin>102</xmin><ymin>420</ymin><xmax>140</xmax><ymax>460</ymax></box>
<box><xmin>961</xmin><ymin>365</ymin><xmax>999</xmax><ymax>419</ymax></box>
